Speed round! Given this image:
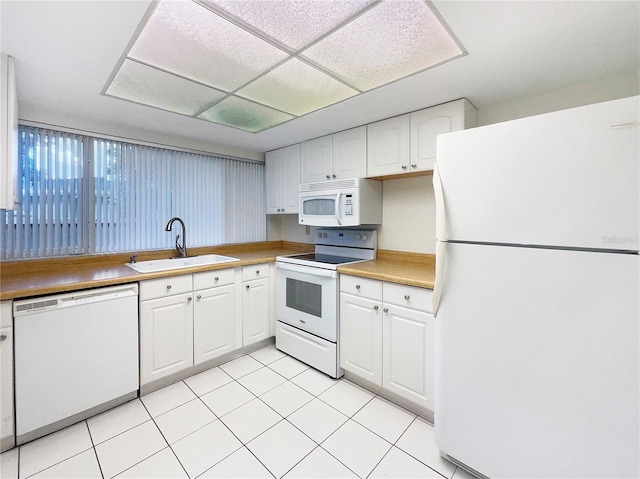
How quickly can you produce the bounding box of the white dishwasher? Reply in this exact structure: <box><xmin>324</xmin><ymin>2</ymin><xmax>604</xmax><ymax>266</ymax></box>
<box><xmin>13</xmin><ymin>284</ymin><xmax>139</xmax><ymax>444</ymax></box>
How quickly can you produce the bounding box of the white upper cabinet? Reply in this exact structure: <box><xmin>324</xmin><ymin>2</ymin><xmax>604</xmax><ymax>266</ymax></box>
<box><xmin>265</xmin><ymin>144</ymin><xmax>300</xmax><ymax>214</ymax></box>
<box><xmin>301</xmin><ymin>135</ymin><xmax>333</xmax><ymax>183</ymax></box>
<box><xmin>410</xmin><ymin>99</ymin><xmax>477</xmax><ymax>172</ymax></box>
<box><xmin>1</xmin><ymin>54</ymin><xmax>18</xmax><ymax>210</ymax></box>
<box><xmin>332</xmin><ymin>126</ymin><xmax>367</xmax><ymax>180</ymax></box>
<box><xmin>301</xmin><ymin>126</ymin><xmax>367</xmax><ymax>183</ymax></box>
<box><xmin>366</xmin><ymin>114</ymin><xmax>411</xmax><ymax>177</ymax></box>
<box><xmin>367</xmin><ymin>99</ymin><xmax>477</xmax><ymax>177</ymax></box>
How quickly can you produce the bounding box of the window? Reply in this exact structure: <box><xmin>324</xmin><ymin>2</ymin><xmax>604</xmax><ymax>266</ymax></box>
<box><xmin>0</xmin><ymin>126</ymin><xmax>265</xmax><ymax>259</ymax></box>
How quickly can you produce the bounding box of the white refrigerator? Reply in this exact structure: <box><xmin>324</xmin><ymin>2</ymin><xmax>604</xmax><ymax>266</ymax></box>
<box><xmin>432</xmin><ymin>96</ymin><xmax>639</xmax><ymax>478</ymax></box>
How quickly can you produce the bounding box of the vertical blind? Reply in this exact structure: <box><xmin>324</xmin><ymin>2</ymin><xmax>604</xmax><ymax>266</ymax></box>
<box><xmin>1</xmin><ymin>126</ymin><xmax>265</xmax><ymax>259</ymax></box>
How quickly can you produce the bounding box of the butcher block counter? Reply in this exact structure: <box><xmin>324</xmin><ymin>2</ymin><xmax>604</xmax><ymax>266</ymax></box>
<box><xmin>0</xmin><ymin>241</ymin><xmax>313</xmax><ymax>300</ymax></box>
<box><xmin>337</xmin><ymin>250</ymin><xmax>436</xmax><ymax>289</ymax></box>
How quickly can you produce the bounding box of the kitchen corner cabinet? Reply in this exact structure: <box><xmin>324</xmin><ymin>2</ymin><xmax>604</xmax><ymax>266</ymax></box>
<box><xmin>0</xmin><ymin>301</ymin><xmax>14</xmax><ymax>452</ymax></box>
<box><xmin>300</xmin><ymin>126</ymin><xmax>367</xmax><ymax>183</ymax></box>
<box><xmin>266</xmin><ymin>144</ymin><xmax>300</xmax><ymax>214</ymax></box>
<box><xmin>242</xmin><ymin>264</ymin><xmax>270</xmax><ymax>346</ymax></box>
<box><xmin>339</xmin><ymin>276</ymin><xmax>435</xmax><ymax>411</ymax></box>
<box><xmin>367</xmin><ymin>99</ymin><xmax>477</xmax><ymax>178</ymax></box>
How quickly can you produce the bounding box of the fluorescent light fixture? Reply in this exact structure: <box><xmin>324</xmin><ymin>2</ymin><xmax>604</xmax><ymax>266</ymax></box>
<box><xmin>104</xmin><ymin>0</ymin><xmax>465</xmax><ymax>133</ymax></box>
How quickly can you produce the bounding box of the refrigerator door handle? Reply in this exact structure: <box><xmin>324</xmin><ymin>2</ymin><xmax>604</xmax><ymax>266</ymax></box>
<box><xmin>433</xmin><ymin>240</ymin><xmax>446</xmax><ymax>316</ymax></box>
<box><xmin>433</xmin><ymin>163</ymin><xmax>447</xmax><ymax>242</ymax></box>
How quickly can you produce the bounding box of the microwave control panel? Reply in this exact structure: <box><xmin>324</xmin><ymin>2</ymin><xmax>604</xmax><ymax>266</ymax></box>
<box><xmin>343</xmin><ymin>194</ymin><xmax>354</xmax><ymax>216</ymax></box>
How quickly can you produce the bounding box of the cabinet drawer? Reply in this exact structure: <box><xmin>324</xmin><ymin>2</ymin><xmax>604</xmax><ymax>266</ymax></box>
<box><xmin>140</xmin><ymin>274</ymin><xmax>192</xmax><ymax>301</ymax></box>
<box><xmin>242</xmin><ymin>263</ymin><xmax>269</xmax><ymax>281</ymax></box>
<box><xmin>340</xmin><ymin>275</ymin><xmax>382</xmax><ymax>300</ymax></box>
<box><xmin>193</xmin><ymin>268</ymin><xmax>235</xmax><ymax>290</ymax></box>
<box><xmin>383</xmin><ymin>282</ymin><xmax>432</xmax><ymax>313</ymax></box>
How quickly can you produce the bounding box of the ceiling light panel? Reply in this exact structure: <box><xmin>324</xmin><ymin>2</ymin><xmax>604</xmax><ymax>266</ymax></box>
<box><xmin>301</xmin><ymin>0</ymin><xmax>464</xmax><ymax>91</ymax></box>
<box><xmin>198</xmin><ymin>96</ymin><xmax>294</xmax><ymax>132</ymax></box>
<box><xmin>128</xmin><ymin>0</ymin><xmax>288</xmax><ymax>91</ymax></box>
<box><xmin>106</xmin><ymin>59</ymin><xmax>225</xmax><ymax>115</ymax></box>
<box><xmin>236</xmin><ymin>58</ymin><xmax>358</xmax><ymax>116</ymax></box>
<box><xmin>201</xmin><ymin>0</ymin><xmax>377</xmax><ymax>51</ymax></box>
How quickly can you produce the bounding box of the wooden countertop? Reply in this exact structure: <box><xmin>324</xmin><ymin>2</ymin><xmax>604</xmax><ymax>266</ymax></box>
<box><xmin>0</xmin><ymin>241</ymin><xmax>313</xmax><ymax>300</ymax></box>
<box><xmin>337</xmin><ymin>250</ymin><xmax>436</xmax><ymax>289</ymax></box>
<box><xmin>0</xmin><ymin>244</ymin><xmax>436</xmax><ymax>300</ymax></box>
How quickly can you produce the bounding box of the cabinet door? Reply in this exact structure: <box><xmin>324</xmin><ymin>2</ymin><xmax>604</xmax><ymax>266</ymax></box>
<box><xmin>265</xmin><ymin>148</ymin><xmax>283</xmax><ymax>215</ymax></box>
<box><xmin>243</xmin><ymin>277</ymin><xmax>270</xmax><ymax>346</ymax></box>
<box><xmin>410</xmin><ymin>102</ymin><xmax>464</xmax><ymax>172</ymax></box>
<box><xmin>366</xmin><ymin>114</ymin><xmax>410</xmax><ymax>177</ymax></box>
<box><xmin>140</xmin><ymin>293</ymin><xmax>194</xmax><ymax>385</ymax></box>
<box><xmin>339</xmin><ymin>293</ymin><xmax>382</xmax><ymax>385</ymax></box>
<box><xmin>194</xmin><ymin>284</ymin><xmax>237</xmax><ymax>365</ymax></box>
<box><xmin>281</xmin><ymin>144</ymin><xmax>301</xmax><ymax>213</ymax></box>
<box><xmin>332</xmin><ymin>126</ymin><xmax>367</xmax><ymax>180</ymax></box>
<box><xmin>382</xmin><ymin>304</ymin><xmax>434</xmax><ymax>410</ymax></box>
<box><xmin>301</xmin><ymin>135</ymin><xmax>333</xmax><ymax>183</ymax></box>
<box><xmin>0</xmin><ymin>323</ymin><xmax>14</xmax><ymax>451</ymax></box>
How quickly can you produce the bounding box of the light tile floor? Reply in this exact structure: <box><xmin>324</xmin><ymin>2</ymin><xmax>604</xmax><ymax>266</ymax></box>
<box><xmin>0</xmin><ymin>345</ymin><xmax>475</xmax><ymax>479</ymax></box>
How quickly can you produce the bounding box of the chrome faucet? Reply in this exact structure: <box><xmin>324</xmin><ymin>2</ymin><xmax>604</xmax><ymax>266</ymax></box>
<box><xmin>165</xmin><ymin>217</ymin><xmax>187</xmax><ymax>258</ymax></box>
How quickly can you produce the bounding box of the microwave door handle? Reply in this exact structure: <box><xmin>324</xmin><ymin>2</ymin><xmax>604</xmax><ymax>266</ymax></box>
<box><xmin>335</xmin><ymin>192</ymin><xmax>342</xmax><ymax>225</ymax></box>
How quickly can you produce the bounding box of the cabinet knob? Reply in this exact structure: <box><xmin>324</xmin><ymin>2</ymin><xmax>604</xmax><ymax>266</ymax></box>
<box><xmin>214</xmin><ymin>276</ymin><xmax>219</xmax><ymax>282</ymax></box>
<box><xmin>326</xmin><ymin>174</ymin><xmax>331</xmax><ymax>179</ymax></box>
<box><xmin>187</xmin><ymin>296</ymin><xmax>193</xmax><ymax>302</ymax></box>
<box><xmin>246</xmin><ymin>285</ymin><xmax>250</xmax><ymax>289</ymax></box>
<box><xmin>355</xmin><ymin>284</ymin><xmax>361</xmax><ymax>290</ymax></box>
<box><xmin>256</xmin><ymin>270</ymin><xmax>260</xmax><ymax>275</ymax></box>
<box><xmin>401</xmin><ymin>165</ymin><xmax>408</xmax><ymax>170</ymax></box>
<box><xmin>383</xmin><ymin>308</ymin><xmax>389</xmax><ymax>313</ymax></box>
<box><xmin>404</xmin><ymin>295</ymin><xmax>410</xmax><ymax>300</ymax></box>
<box><xmin>411</xmin><ymin>164</ymin><xmax>417</xmax><ymax>168</ymax></box>
<box><xmin>0</xmin><ymin>334</ymin><xmax>6</xmax><ymax>341</ymax></box>
<box><xmin>197</xmin><ymin>294</ymin><xmax>202</xmax><ymax>300</ymax></box>
<box><xmin>373</xmin><ymin>305</ymin><xmax>379</xmax><ymax>311</ymax></box>
<box><xmin>166</xmin><ymin>285</ymin><xmax>172</xmax><ymax>290</ymax></box>
<box><xmin>332</xmin><ymin>174</ymin><xmax>336</xmax><ymax>178</ymax></box>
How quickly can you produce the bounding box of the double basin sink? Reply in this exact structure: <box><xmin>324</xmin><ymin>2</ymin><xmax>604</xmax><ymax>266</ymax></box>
<box><xmin>125</xmin><ymin>254</ymin><xmax>240</xmax><ymax>273</ymax></box>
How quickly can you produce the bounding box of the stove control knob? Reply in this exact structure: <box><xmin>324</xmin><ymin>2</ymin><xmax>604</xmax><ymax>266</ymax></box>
<box><xmin>317</xmin><ymin>233</ymin><xmax>322</xmax><ymax>238</ymax></box>
<box><xmin>322</xmin><ymin>233</ymin><xmax>328</xmax><ymax>238</ymax></box>
<box><xmin>356</xmin><ymin>234</ymin><xmax>362</xmax><ymax>240</ymax></box>
<box><xmin>362</xmin><ymin>234</ymin><xmax>368</xmax><ymax>241</ymax></box>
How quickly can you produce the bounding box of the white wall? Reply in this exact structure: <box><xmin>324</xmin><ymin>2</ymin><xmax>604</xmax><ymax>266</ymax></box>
<box><xmin>272</xmin><ymin>75</ymin><xmax>638</xmax><ymax>253</ymax></box>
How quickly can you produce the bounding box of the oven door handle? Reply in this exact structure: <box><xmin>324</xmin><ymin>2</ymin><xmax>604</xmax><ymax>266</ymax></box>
<box><xmin>276</xmin><ymin>262</ymin><xmax>338</xmax><ymax>278</ymax></box>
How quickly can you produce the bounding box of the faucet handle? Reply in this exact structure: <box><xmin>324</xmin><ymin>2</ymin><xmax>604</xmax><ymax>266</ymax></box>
<box><xmin>129</xmin><ymin>254</ymin><xmax>138</xmax><ymax>264</ymax></box>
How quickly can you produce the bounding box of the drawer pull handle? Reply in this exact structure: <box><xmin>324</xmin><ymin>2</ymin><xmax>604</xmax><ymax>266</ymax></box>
<box><xmin>373</xmin><ymin>305</ymin><xmax>379</xmax><ymax>311</ymax></box>
<box><xmin>214</xmin><ymin>276</ymin><xmax>219</xmax><ymax>281</ymax></box>
<box><xmin>355</xmin><ymin>285</ymin><xmax>361</xmax><ymax>290</ymax></box>
<box><xmin>0</xmin><ymin>334</ymin><xmax>6</xmax><ymax>341</ymax></box>
<box><xmin>256</xmin><ymin>270</ymin><xmax>260</xmax><ymax>275</ymax></box>
<box><xmin>300</xmin><ymin>319</ymin><xmax>306</xmax><ymax>324</ymax></box>
<box><xmin>411</xmin><ymin>164</ymin><xmax>417</xmax><ymax>168</ymax></box>
<box><xmin>401</xmin><ymin>165</ymin><xmax>408</xmax><ymax>170</ymax></box>
<box><xmin>166</xmin><ymin>285</ymin><xmax>172</xmax><ymax>290</ymax></box>
<box><xmin>197</xmin><ymin>295</ymin><xmax>202</xmax><ymax>300</ymax></box>
<box><xmin>246</xmin><ymin>285</ymin><xmax>250</xmax><ymax>289</ymax></box>
<box><xmin>404</xmin><ymin>295</ymin><xmax>410</xmax><ymax>300</ymax></box>
<box><xmin>383</xmin><ymin>308</ymin><xmax>389</xmax><ymax>313</ymax></box>
<box><xmin>187</xmin><ymin>297</ymin><xmax>192</xmax><ymax>302</ymax></box>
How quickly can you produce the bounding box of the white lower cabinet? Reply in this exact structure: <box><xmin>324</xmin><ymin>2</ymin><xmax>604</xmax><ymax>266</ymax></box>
<box><xmin>0</xmin><ymin>300</ymin><xmax>14</xmax><ymax>452</ymax></box>
<box><xmin>339</xmin><ymin>275</ymin><xmax>435</xmax><ymax>411</ymax></box>
<box><xmin>242</xmin><ymin>264</ymin><xmax>270</xmax><ymax>346</ymax></box>
<box><xmin>140</xmin><ymin>269</ymin><xmax>241</xmax><ymax>385</ymax></box>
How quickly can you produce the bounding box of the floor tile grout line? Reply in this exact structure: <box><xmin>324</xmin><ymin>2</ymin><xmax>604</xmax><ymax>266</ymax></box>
<box><xmin>19</xmin><ymin>422</ymin><xmax>96</xmax><ymax>479</ymax></box>
<box><xmin>316</xmin><ymin>443</ymin><xmax>365</xmax><ymax>479</ymax></box>
<box><xmin>363</xmin><ymin>441</ymin><xmax>394</xmax><ymax>479</ymax></box>
<box><xmin>392</xmin><ymin>418</ymin><xmax>450</xmax><ymax>479</ymax></box>
<box><xmin>85</xmin><ymin>420</ymin><xmax>106</xmax><ymax>479</ymax></box>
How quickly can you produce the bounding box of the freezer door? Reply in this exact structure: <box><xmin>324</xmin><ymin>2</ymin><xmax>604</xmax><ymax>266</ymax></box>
<box><xmin>435</xmin><ymin>96</ymin><xmax>639</xmax><ymax>251</ymax></box>
<box><xmin>435</xmin><ymin>243</ymin><xmax>639</xmax><ymax>478</ymax></box>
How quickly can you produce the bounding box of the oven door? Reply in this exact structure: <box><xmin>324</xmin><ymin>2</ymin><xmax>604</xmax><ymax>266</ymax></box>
<box><xmin>276</xmin><ymin>262</ymin><xmax>338</xmax><ymax>342</ymax></box>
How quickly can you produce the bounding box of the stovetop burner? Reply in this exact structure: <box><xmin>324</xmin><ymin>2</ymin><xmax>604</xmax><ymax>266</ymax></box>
<box><xmin>285</xmin><ymin>253</ymin><xmax>362</xmax><ymax>265</ymax></box>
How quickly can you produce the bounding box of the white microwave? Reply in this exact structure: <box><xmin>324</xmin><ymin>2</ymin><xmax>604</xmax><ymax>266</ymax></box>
<box><xmin>299</xmin><ymin>178</ymin><xmax>382</xmax><ymax>227</ymax></box>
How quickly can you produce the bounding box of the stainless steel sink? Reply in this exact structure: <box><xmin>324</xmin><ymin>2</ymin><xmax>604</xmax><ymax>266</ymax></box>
<box><xmin>125</xmin><ymin>254</ymin><xmax>240</xmax><ymax>273</ymax></box>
